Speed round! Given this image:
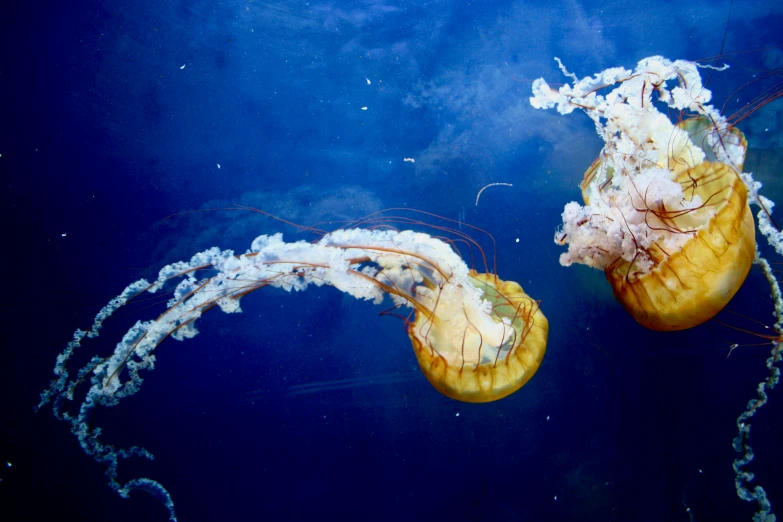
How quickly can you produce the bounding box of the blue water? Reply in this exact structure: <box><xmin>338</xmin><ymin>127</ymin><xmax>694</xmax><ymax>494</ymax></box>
<box><xmin>1</xmin><ymin>1</ymin><xmax>781</xmax><ymax>521</ymax></box>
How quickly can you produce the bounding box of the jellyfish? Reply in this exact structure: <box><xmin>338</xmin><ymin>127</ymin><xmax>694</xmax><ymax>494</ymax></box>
<box><xmin>37</xmin><ymin>216</ymin><xmax>548</xmax><ymax>520</ymax></box>
<box><xmin>531</xmin><ymin>56</ymin><xmax>782</xmax><ymax>521</ymax></box>
<box><xmin>529</xmin><ymin>56</ymin><xmax>759</xmax><ymax>331</ymax></box>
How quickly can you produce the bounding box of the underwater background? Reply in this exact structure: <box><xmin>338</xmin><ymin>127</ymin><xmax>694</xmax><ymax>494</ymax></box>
<box><xmin>1</xmin><ymin>0</ymin><xmax>782</xmax><ymax>521</ymax></box>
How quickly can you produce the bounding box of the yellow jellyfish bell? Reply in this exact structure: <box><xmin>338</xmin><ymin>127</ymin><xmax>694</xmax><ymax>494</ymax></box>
<box><xmin>409</xmin><ymin>271</ymin><xmax>547</xmax><ymax>402</ymax></box>
<box><xmin>531</xmin><ymin>55</ymin><xmax>757</xmax><ymax>330</ymax></box>
<box><xmin>604</xmin><ymin>161</ymin><xmax>755</xmax><ymax>331</ymax></box>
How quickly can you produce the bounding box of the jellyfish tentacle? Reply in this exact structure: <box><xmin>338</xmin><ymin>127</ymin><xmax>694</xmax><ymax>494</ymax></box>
<box><xmin>732</xmin><ymin>250</ymin><xmax>783</xmax><ymax>522</ymax></box>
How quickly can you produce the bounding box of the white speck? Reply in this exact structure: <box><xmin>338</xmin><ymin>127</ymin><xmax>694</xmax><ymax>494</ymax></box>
<box><xmin>554</xmin><ymin>496</ymin><xmax>557</xmax><ymax>500</ymax></box>
<box><xmin>323</xmin><ymin>415</ymin><xmax>327</xmax><ymax>419</ymax></box>
<box><xmin>403</xmin><ymin>157</ymin><xmax>415</xmax><ymax>163</ymax></box>
<box><xmin>6</xmin><ymin>461</ymin><xmax>11</xmax><ymax>467</ymax></box>
<box><xmin>455</xmin><ymin>413</ymin><xmax>460</xmax><ymax>417</ymax></box>
<box><xmin>180</xmin><ymin>64</ymin><xmax>186</xmax><ymax>70</ymax></box>
<box><xmin>61</xmin><ymin>233</ymin><xmax>67</xmax><ymax>237</ymax></box>
<box><xmin>698</xmin><ymin>469</ymin><xmax>703</xmax><ymax>474</ymax></box>
<box><xmin>546</xmin><ymin>415</ymin><xmax>550</xmax><ymax>421</ymax></box>
<box><xmin>515</xmin><ymin>238</ymin><xmax>520</xmax><ymax>243</ymax></box>
<box><xmin>361</xmin><ymin>106</ymin><xmax>368</xmax><ymax>111</ymax></box>
<box><xmin>365</xmin><ymin>77</ymin><xmax>371</xmax><ymax>85</ymax></box>
<box><xmin>217</xmin><ymin>163</ymin><xmax>221</xmax><ymax>169</ymax></box>
<box><xmin>765</xmin><ymin>128</ymin><xmax>769</xmax><ymax>132</ymax></box>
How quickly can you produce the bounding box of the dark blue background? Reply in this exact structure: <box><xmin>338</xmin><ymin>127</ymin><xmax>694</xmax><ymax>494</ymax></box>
<box><xmin>1</xmin><ymin>0</ymin><xmax>781</xmax><ymax>521</ymax></box>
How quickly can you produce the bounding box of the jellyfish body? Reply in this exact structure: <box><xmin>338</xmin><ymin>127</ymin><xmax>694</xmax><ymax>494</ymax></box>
<box><xmin>605</xmin><ymin>161</ymin><xmax>755</xmax><ymax>330</ymax></box>
<box><xmin>531</xmin><ymin>56</ymin><xmax>757</xmax><ymax>330</ymax></box>
<box><xmin>38</xmin><ymin>225</ymin><xmax>547</xmax><ymax>519</ymax></box>
<box><xmin>409</xmin><ymin>272</ymin><xmax>547</xmax><ymax>402</ymax></box>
